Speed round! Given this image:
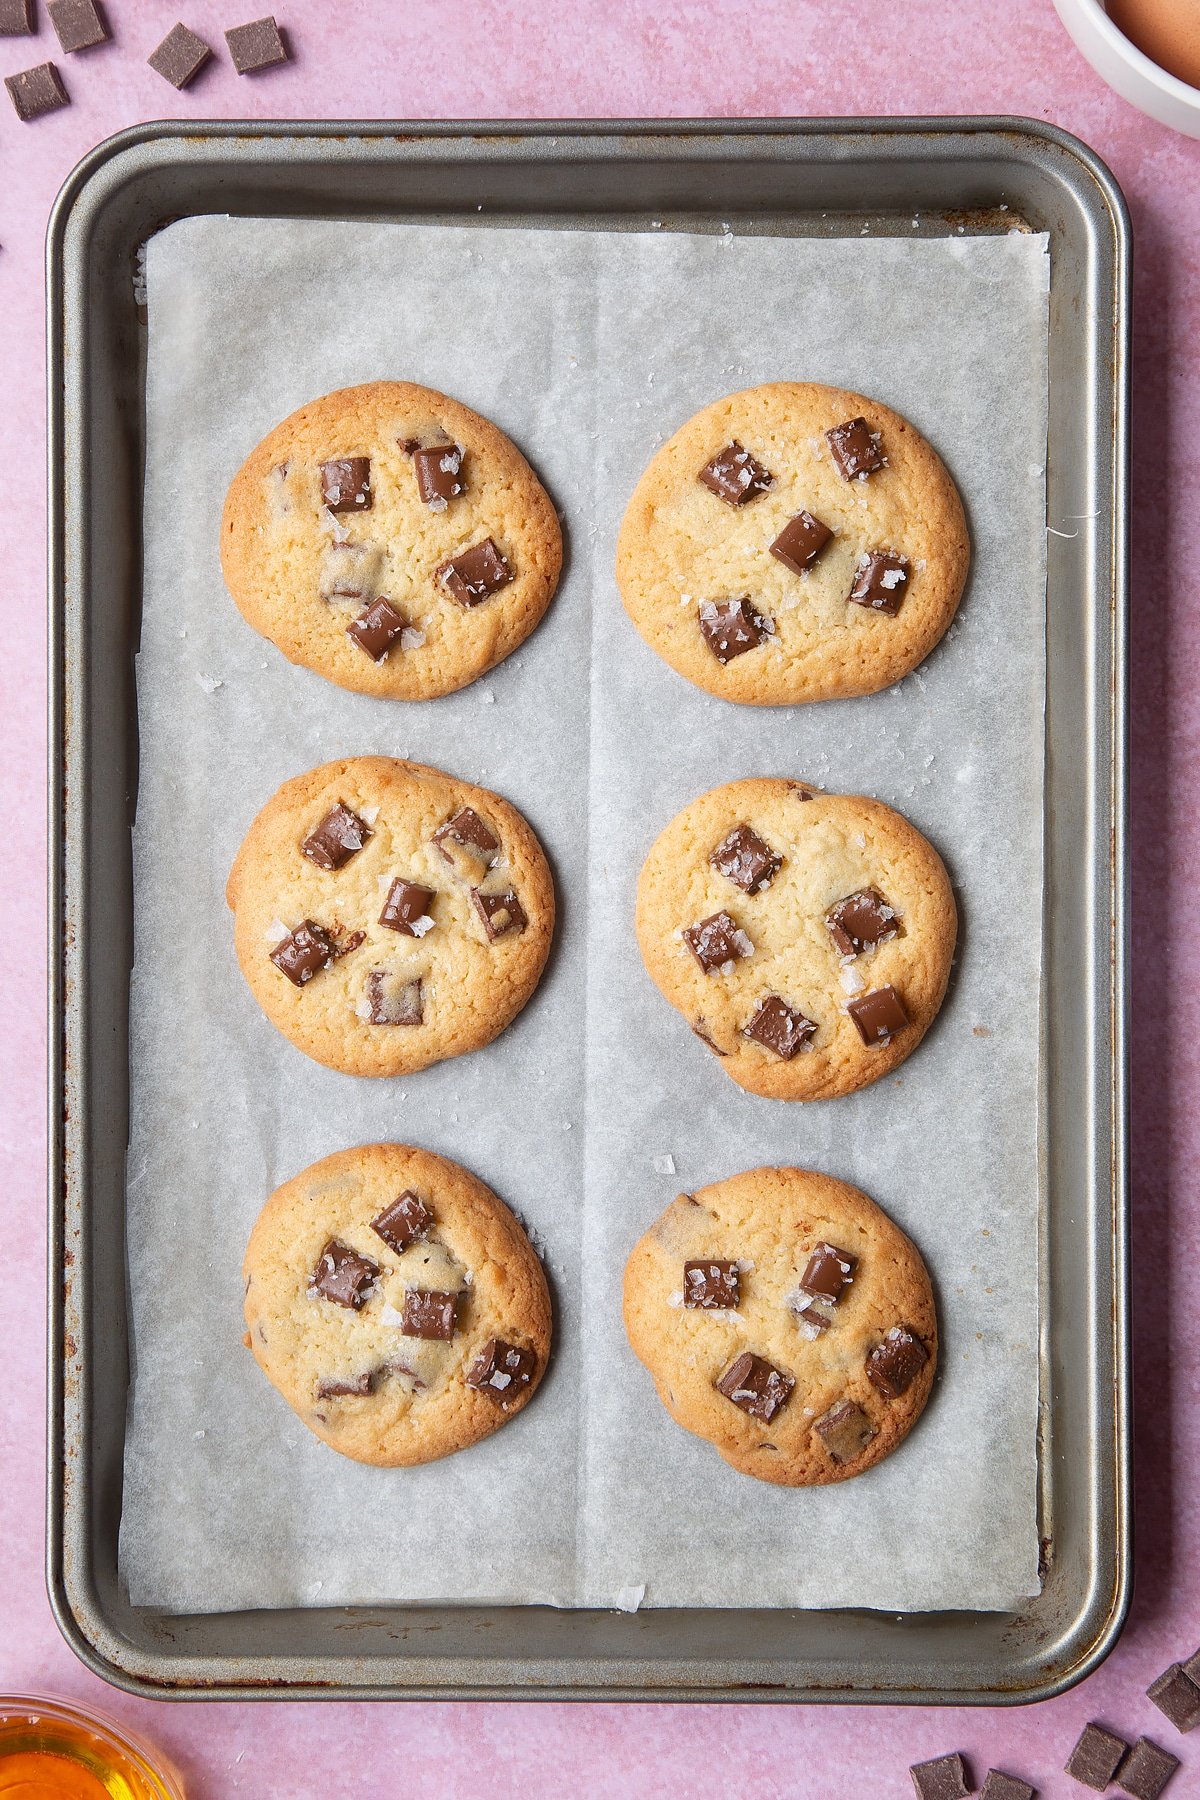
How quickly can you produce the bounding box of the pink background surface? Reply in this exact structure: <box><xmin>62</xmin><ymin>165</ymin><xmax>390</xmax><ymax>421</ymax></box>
<box><xmin>1</xmin><ymin>1</ymin><xmax>1196</xmax><ymax>1795</ymax></box>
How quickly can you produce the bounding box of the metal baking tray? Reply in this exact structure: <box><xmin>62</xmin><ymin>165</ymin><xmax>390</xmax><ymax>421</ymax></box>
<box><xmin>47</xmin><ymin>118</ymin><xmax>1129</xmax><ymax>1702</ymax></box>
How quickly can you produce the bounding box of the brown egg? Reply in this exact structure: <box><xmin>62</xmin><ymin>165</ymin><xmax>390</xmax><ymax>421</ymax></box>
<box><xmin>1107</xmin><ymin>0</ymin><xmax>1200</xmax><ymax>89</ymax></box>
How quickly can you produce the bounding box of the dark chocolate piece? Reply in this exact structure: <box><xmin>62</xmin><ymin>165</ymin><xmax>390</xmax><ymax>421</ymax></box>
<box><xmin>827</xmin><ymin>887</ymin><xmax>900</xmax><ymax>957</ymax></box>
<box><xmin>743</xmin><ymin>996</ymin><xmax>816</xmax><ymax>1060</ymax></box>
<box><xmin>437</xmin><ymin>537</ymin><xmax>512</xmax><ymax>607</ymax></box>
<box><xmin>908</xmin><ymin>1753</ymin><xmax>971</xmax><ymax>1800</ymax></box>
<box><xmin>1116</xmin><ymin>1740</ymin><xmax>1180</xmax><ymax>1800</ymax></box>
<box><xmin>0</xmin><ymin>0</ymin><xmax>35</xmax><ymax>35</ymax></box>
<box><xmin>1184</xmin><ymin>1645</ymin><xmax>1200</xmax><ymax>1685</ymax></box>
<box><xmin>309</xmin><ymin>1239</ymin><xmax>379</xmax><ymax>1310</ymax></box>
<box><xmin>400</xmin><ymin>1289</ymin><xmax>459</xmax><ymax>1340</ymax></box>
<box><xmin>370</xmin><ymin>1190</ymin><xmax>433</xmax><ymax>1254</ymax></box>
<box><xmin>1065</xmin><ymin>1724</ymin><xmax>1129</xmax><ymax>1791</ymax></box>
<box><xmin>698</xmin><ymin>441</ymin><xmax>774</xmax><ymax>506</ymax></box>
<box><xmin>716</xmin><ymin>1352</ymin><xmax>793</xmax><ymax>1423</ymax></box>
<box><xmin>697</xmin><ymin>597</ymin><xmax>772</xmax><ymax>664</ymax></box>
<box><xmin>769</xmin><ymin>509</ymin><xmax>833</xmax><ymax>574</ymax></box>
<box><xmin>466</xmin><ymin>1337</ymin><xmax>537</xmax><ymax>1405</ymax></box>
<box><xmin>224</xmin><ymin>13</ymin><xmax>288</xmax><ymax>72</ymax></box>
<box><xmin>682</xmin><ymin>1260</ymin><xmax>740</xmax><ymax>1310</ymax></box>
<box><xmin>814</xmin><ymin>1399</ymin><xmax>877</xmax><ymax>1465</ymax></box>
<box><xmin>413</xmin><ymin>442</ymin><xmax>465</xmax><ymax>508</ymax></box>
<box><xmin>147</xmin><ymin>22</ymin><xmax>211</xmax><ymax>86</ymax></box>
<box><xmin>848</xmin><ymin>985</ymin><xmax>909</xmax><ymax>1045</ymax></box>
<box><xmin>320</xmin><ymin>456</ymin><xmax>372</xmax><ymax>513</ymax></box>
<box><xmin>683</xmin><ymin>911</ymin><xmax>752</xmax><ymax>975</ymax></box>
<box><xmin>433</xmin><ymin>807</ymin><xmax>500</xmax><ymax>885</ymax></box>
<box><xmin>979</xmin><ymin>1774</ymin><xmax>1036</xmax><ymax>1800</ymax></box>
<box><xmin>826</xmin><ymin>416</ymin><xmax>885</xmax><ymax>481</ymax></box>
<box><xmin>301</xmin><ymin>802</ymin><xmax>371</xmax><ymax>871</ymax></box>
<box><xmin>709</xmin><ymin>823</ymin><xmax>781</xmax><ymax>894</ymax></box>
<box><xmin>47</xmin><ymin>0</ymin><xmax>107</xmax><ymax>51</ymax></box>
<box><xmin>1147</xmin><ymin>1664</ymin><xmax>1200</xmax><ymax>1732</ymax></box>
<box><xmin>866</xmin><ymin>1326</ymin><xmax>929</xmax><ymax>1399</ymax></box>
<box><xmin>315</xmin><ymin>1372</ymin><xmax>375</xmax><ymax>1400</ymax></box>
<box><xmin>5</xmin><ymin>60</ymin><xmax>68</xmax><ymax>118</ymax></box>
<box><xmin>379</xmin><ymin>878</ymin><xmax>435</xmax><ymax>936</ymax></box>
<box><xmin>472</xmin><ymin>888</ymin><xmax>527</xmax><ymax>941</ymax></box>
<box><xmin>346</xmin><ymin>596</ymin><xmax>406</xmax><ymax>661</ymax></box>
<box><xmin>364</xmin><ymin>969</ymin><xmax>423</xmax><ymax>1026</ymax></box>
<box><xmin>799</xmin><ymin>1242</ymin><xmax>856</xmax><ymax>1304</ymax></box>
<box><xmin>271</xmin><ymin>920</ymin><xmax>335</xmax><ymax>987</ymax></box>
<box><xmin>848</xmin><ymin>549</ymin><xmax>911</xmax><ymax>616</ymax></box>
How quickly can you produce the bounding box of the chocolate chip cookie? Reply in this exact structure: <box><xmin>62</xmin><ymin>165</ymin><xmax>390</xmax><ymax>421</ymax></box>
<box><xmin>623</xmin><ymin>1166</ymin><xmax>937</xmax><ymax>1486</ymax></box>
<box><xmin>636</xmin><ymin>777</ymin><xmax>956</xmax><ymax>1100</ymax></box>
<box><xmin>221</xmin><ymin>381</ymin><xmax>562</xmax><ymax>699</ymax></box>
<box><xmin>226</xmin><ymin>756</ymin><xmax>555</xmax><ymax>1076</ymax></box>
<box><xmin>616</xmin><ymin>382</ymin><xmax>969</xmax><ymax>704</ymax></box>
<box><xmin>244</xmin><ymin>1144</ymin><xmax>552</xmax><ymax>1466</ymax></box>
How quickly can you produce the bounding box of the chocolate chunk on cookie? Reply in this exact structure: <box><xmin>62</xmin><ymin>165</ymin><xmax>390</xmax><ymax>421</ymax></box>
<box><xmin>848</xmin><ymin>549</ymin><xmax>911</xmax><ymax>616</ymax></box>
<box><xmin>302</xmin><ymin>802</ymin><xmax>371</xmax><ymax>871</ymax></box>
<box><xmin>697</xmin><ymin>598</ymin><xmax>772</xmax><ymax>664</ymax></box>
<box><xmin>698</xmin><ymin>441</ymin><xmax>775</xmax><ymax>506</ymax></box>
<box><xmin>716</xmin><ymin>1351</ymin><xmax>794</xmax><ymax>1422</ymax></box>
<box><xmin>770</xmin><ymin>509</ymin><xmax>832</xmax><ymax>573</ymax></box>
<box><xmin>244</xmin><ymin>1144</ymin><xmax>551</xmax><ymax>1466</ymax></box>
<box><xmin>683</xmin><ymin>1260</ymin><xmax>740</xmax><ymax>1310</ymax></box>
<box><xmin>743</xmin><ymin>996</ymin><xmax>816</xmax><ymax>1060</ymax></box>
<box><xmin>684</xmin><ymin>911</ymin><xmax>753</xmax><ymax>974</ymax></box>
<box><xmin>709</xmin><ymin>823</ymin><xmax>781</xmax><ymax>894</ymax></box>
<box><xmin>866</xmin><ymin>1325</ymin><xmax>929</xmax><ymax>1398</ymax></box>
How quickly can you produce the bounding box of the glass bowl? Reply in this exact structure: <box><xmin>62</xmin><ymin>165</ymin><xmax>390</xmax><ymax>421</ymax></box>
<box><xmin>0</xmin><ymin>1694</ymin><xmax>185</xmax><ymax>1798</ymax></box>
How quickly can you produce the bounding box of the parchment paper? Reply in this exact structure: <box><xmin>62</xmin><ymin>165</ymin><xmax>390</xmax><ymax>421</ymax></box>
<box><xmin>121</xmin><ymin>216</ymin><xmax>1049</xmax><ymax>1613</ymax></box>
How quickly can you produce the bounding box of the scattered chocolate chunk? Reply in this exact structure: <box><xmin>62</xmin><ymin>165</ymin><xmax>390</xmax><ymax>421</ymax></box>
<box><xmin>437</xmin><ymin>537</ymin><xmax>512</xmax><ymax>607</ymax></box>
<box><xmin>683</xmin><ymin>1260</ymin><xmax>740</xmax><ymax>1310</ymax></box>
<box><xmin>743</xmin><ymin>995</ymin><xmax>817</xmax><ymax>1059</ymax></box>
<box><xmin>866</xmin><ymin>1325</ymin><xmax>928</xmax><ymax>1398</ymax></box>
<box><xmin>271</xmin><ymin>919</ymin><xmax>335</xmax><ymax>987</ymax></box>
<box><xmin>1116</xmin><ymin>1740</ymin><xmax>1180</xmax><ymax>1800</ymax></box>
<box><xmin>716</xmin><ymin>1351</ymin><xmax>794</xmax><ymax>1423</ymax></box>
<box><xmin>770</xmin><ymin>509</ymin><xmax>833</xmax><ymax>574</ymax></box>
<box><xmin>787</xmin><ymin>1290</ymin><xmax>833</xmax><ymax>1336</ymax></box>
<box><xmin>1065</xmin><ymin>1723</ymin><xmax>1129</xmax><ymax>1791</ymax></box>
<box><xmin>309</xmin><ymin>1240</ymin><xmax>379</xmax><ymax>1310</ymax></box>
<box><xmin>848</xmin><ymin>549</ymin><xmax>911</xmax><ymax>616</ymax></box>
<box><xmin>979</xmin><ymin>1774</ymin><xmax>1036</xmax><ymax>1800</ymax></box>
<box><xmin>848</xmin><ymin>985</ymin><xmax>909</xmax><ymax>1045</ymax></box>
<box><xmin>148</xmin><ymin>21</ymin><xmax>212</xmax><ymax>86</ymax></box>
<box><xmin>347</xmin><ymin>596</ymin><xmax>406</xmax><ymax>661</ymax></box>
<box><xmin>709</xmin><ymin>823</ymin><xmax>781</xmax><ymax>893</ymax></box>
<box><xmin>320</xmin><ymin>456</ymin><xmax>371</xmax><ymax>513</ymax></box>
<box><xmin>318</xmin><ymin>539</ymin><xmax>384</xmax><ymax>604</ymax></box>
<box><xmin>401</xmin><ymin>1289</ymin><xmax>459</xmax><ymax>1340</ymax></box>
<box><xmin>466</xmin><ymin>1338</ymin><xmax>537</xmax><ymax>1405</ymax></box>
<box><xmin>433</xmin><ymin>807</ymin><xmax>500</xmax><ymax>885</ymax></box>
<box><xmin>0</xmin><ymin>0</ymin><xmax>35</xmax><ymax>34</ymax></box>
<box><xmin>1147</xmin><ymin>1663</ymin><xmax>1200</xmax><ymax>1732</ymax></box>
<box><xmin>826</xmin><ymin>416</ymin><xmax>885</xmax><ymax>481</ymax></box>
<box><xmin>909</xmin><ymin>1753</ymin><xmax>971</xmax><ymax>1800</ymax></box>
<box><xmin>370</xmin><ymin>1190</ymin><xmax>433</xmax><ymax>1253</ymax></box>
<box><xmin>691</xmin><ymin>1018</ymin><xmax>728</xmax><ymax>1056</ymax></box>
<box><xmin>814</xmin><ymin>1399</ymin><xmax>877</xmax><ymax>1464</ymax></box>
<box><xmin>225</xmin><ymin>13</ymin><xmax>288</xmax><ymax>73</ymax></box>
<box><xmin>413</xmin><ymin>442</ymin><xmax>465</xmax><ymax>508</ymax></box>
<box><xmin>799</xmin><ymin>1242</ymin><xmax>857</xmax><ymax>1304</ymax></box>
<box><xmin>827</xmin><ymin>887</ymin><xmax>900</xmax><ymax>957</ymax></box>
<box><xmin>697</xmin><ymin>597</ymin><xmax>772</xmax><ymax>664</ymax></box>
<box><xmin>472</xmin><ymin>888</ymin><xmax>527</xmax><ymax>941</ymax></box>
<box><xmin>684</xmin><ymin>911</ymin><xmax>753</xmax><ymax>975</ymax></box>
<box><xmin>47</xmin><ymin>0</ymin><xmax>107</xmax><ymax>51</ymax></box>
<box><xmin>5</xmin><ymin>61</ymin><xmax>68</xmax><ymax>119</ymax></box>
<box><xmin>698</xmin><ymin>441</ymin><xmax>774</xmax><ymax>505</ymax></box>
<box><xmin>315</xmin><ymin>1372</ymin><xmax>375</xmax><ymax>1400</ymax></box>
<box><xmin>301</xmin><ymin>802</ymin><xmax>371</xmax><ymax>871</ymax></box>
<box><xmin>1184</xmin><ymin>1647</ymin><xmax>1200</xmax><ymax>1685</ymax></box>
<box><xmin>364</xmin><ymin>968</ymin><xmax>423</xmax><ymax>1027</ymax></box>
<box><xmin>379</xmin><ymin>878</ymin><xmax>435</xmax><ymax>936</ymax></box>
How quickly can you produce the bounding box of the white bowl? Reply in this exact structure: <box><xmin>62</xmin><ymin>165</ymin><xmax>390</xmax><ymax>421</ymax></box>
<box><xmin>1053</xmin><ymin>0</ymin><xmax>1200</xmax><ymax>136</ymax></box>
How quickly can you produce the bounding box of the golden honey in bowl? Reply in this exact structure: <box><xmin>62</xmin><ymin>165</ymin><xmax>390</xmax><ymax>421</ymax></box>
<box><xmin>0</xmin><ymin>1698</ymin><xmax>183</xmax><ymax>1800</ymax></box>
<box><xmin>1107</xmin><ymin>0</ymin><xmax>1200</xmax><ymax>89</ymax></box>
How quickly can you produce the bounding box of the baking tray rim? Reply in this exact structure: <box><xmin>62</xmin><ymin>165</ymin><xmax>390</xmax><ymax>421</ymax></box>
<box><xmin>46</xmin><ymin>114</ymin><xmax>1131</xmax><ymax>1703</ymax></box>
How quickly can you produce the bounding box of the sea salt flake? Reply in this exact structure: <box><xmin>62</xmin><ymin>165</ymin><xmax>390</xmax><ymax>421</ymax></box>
<box><xmin>194</xmin><ymin>673</ymin><xmax>223</xmax><ymax>694</ymax></box>
<box><xmin>652</xmin><ymin>1153</ymin><xmax>676</xmax><ymax>1175</ymax></box>
<box><xmin>615</xmin><ymin>1584</ymin><xmax>646</xmax><ymax>1612</ymax></box>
